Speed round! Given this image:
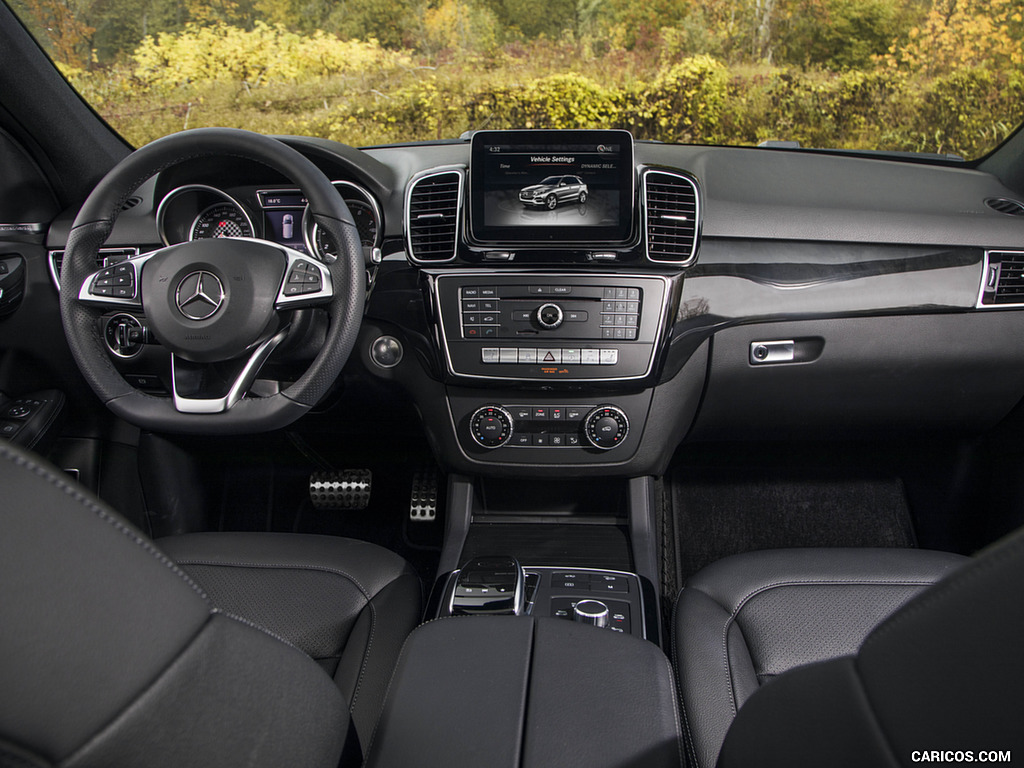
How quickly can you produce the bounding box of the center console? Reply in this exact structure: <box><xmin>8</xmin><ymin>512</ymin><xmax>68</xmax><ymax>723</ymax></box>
<box><xmin>364</xmin><ymin>616</ymin><xmax>681</xmax><ymax>768</ymax></box>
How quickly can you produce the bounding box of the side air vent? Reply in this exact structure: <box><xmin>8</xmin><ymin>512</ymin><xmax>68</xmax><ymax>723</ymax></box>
<box><xmin>643</xmin><ymin>169</ymin><xmax>701</xmax><ymax>265</ymax></box>
<box><xmin>406</xmin><ymin>169</ymin><xmax>462</xmax><ymax>264</ymax></box>
<box><xmin>49</xmin><ymin>247</ymin><xmax>139</xmax><ymax>292</ymax></box>
<box><xmin>121</xmin><ymin>195</ymin><xmax>143</xmax><ymax>212</ymax></box>
<box><xmin>986</xmin><ymin>198</ymin><xmax>1024</xmax><ymax>217</ymax></box>
<box><xmin>978</xmin><ymin>251</ymin><xmax>1024</xmax><ymax>307</ymax></box>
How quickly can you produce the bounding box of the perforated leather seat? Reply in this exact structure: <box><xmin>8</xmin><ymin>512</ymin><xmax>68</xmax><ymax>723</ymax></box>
<box><xmin>673</xmin><ymin>539</ymin><xmax>1024</xmax><ymax>767</ymax></box>
<box><xmin>0</xmin><ymin>441</ymin><xmax>421</xmax><ymax>768</ymax></box>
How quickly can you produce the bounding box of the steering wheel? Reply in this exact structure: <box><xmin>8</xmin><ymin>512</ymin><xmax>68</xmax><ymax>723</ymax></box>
<box><xmin>59</xmin><ymin>128</ymin><xmax>365</xmax><ymax>434</ymax></box>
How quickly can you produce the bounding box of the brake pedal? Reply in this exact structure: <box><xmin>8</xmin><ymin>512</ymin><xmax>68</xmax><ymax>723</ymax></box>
<box><xmin>309</xmin><ymin>470</ymin><xmax>372</xmax><ymax>510</ymax></box>
<box><xmin>409</xmin><ymin>469</ymin><xmax>438</xmax><ymax>522</ymax></box>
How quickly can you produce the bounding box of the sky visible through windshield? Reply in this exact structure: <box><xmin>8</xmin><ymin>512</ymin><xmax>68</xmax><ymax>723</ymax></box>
<box><xmin>8</xmin><ymin>0</ymin><xmax>1024</xmax><ymax>157</ymax></box>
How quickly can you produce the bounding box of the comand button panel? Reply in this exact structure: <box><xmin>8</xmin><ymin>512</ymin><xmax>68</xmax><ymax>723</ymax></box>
<box><xmin>431</xmin><ymin>273</ymin><xmax>670</xmax><ymax>382</ymax></box>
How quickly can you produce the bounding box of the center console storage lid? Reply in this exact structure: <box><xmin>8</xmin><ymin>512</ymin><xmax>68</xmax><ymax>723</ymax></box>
<box><xmin>365</xmin><ymin>616</ymin><xmax>682</xmax><ymax>768</ymax></box>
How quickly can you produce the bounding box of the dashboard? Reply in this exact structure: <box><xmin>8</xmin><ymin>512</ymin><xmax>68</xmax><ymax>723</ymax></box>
<box><xmin>40</xmin><ymin>130</ymin><xmax>1024</xmax><ymax>477</ymax></box>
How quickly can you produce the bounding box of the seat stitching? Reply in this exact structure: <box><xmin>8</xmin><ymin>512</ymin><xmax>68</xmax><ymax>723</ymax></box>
<box><xmin>349</xmin><ymin>596</ymin><xmax>377</xmax><ymax>713</ymax></box>
<box><xmin>363</xmin><ymin>617</ymin><xmax>423</xmax><ymax>760</ymax></box>
<box><xmin>662</xmin><ymin>655</ymin><xmax>686</xmax><ymax>768</ymax></box>
<box><xmin>671</xmin><ymin>588</ymin><xmax>703</xmax><ymax>768</ymax></box>
<box><xmin>1</xmin><ymin>446</ymin><xmax>208</xmax><ymax>602</ymax></box>
<box><xmin>170</xmin><ymin>559</ymin><xmax>372</xmax><ymax>601</ymax></box>
<box><xmin>718</xmin><ymin>579</ymin><xmax>938</xmax><ymax>721</ymax></box>
<box><xmin>212</xmin><ymin>607</ymin><xmax>299</xmax><ymax>651</ymax></box>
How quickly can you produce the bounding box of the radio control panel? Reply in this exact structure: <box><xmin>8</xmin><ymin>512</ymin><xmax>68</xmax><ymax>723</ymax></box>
<box><xmin>431</xmin><ymin>273</ymin><xmax>671</xmax><ymax>382</ymax></box>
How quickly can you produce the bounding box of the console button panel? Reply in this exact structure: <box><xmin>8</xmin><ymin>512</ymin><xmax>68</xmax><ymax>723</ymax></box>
<box><xmin>520</xmin><ymin>568</ymin><xmax>645</xmax><ymax>637</ymax></box>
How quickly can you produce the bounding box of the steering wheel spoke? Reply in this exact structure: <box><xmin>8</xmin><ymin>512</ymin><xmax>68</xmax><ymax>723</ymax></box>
<box><xmin>170</xmin><ymin>326</ymin><xmax>290</xmax><ymax>414</ymax></box>
<box><xmin>276</xmin><ymin>249</ymin><xmax>334</xmax><ymax>309</ymax></box>
<box><xmin>75</xmin><ymin>250</ymin><xmax>158</xmax><ymax>308</ymax></box>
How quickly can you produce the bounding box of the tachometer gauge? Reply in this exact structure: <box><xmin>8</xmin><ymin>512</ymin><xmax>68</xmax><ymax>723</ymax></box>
<box><xmin>191</xmin><ymin>202</ymin><xmax>254</xmax><ymax>240</ymax></box>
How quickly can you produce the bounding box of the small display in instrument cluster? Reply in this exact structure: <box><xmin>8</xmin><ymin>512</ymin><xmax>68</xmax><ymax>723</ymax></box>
<box><xmin>264</xmin><ymin>209</ymin><xmax>308</xmax><ymax>255</ymax></box>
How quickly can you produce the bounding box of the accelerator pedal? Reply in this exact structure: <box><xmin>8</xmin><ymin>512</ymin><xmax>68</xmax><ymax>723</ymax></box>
<box><xmin>309</xmin><ymin>470</ymin><xmax>372</xmax><ymax>510</ymax></box>
<box><xmin>409</xmin><ymin>469</ymin><xmax>438</xmax><ymax>522</ymax></box>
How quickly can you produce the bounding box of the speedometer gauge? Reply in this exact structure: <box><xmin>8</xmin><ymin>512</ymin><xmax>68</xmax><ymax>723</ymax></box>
<box><xmin>191</xmin><ymin>203</ymin><xmax>254</xmax><ymax>240</ymax></box>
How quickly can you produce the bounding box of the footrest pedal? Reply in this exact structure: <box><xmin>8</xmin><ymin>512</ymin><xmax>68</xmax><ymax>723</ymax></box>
<box><xmin>409</xmin><ymin>469</ymin><xmax>438</xmax><ymax>522</ymax></box>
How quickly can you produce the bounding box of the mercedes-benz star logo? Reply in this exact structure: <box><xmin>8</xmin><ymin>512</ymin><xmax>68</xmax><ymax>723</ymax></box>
<box><xmin>175</xmin><ymin>271</ymin><xmax>225</xmax><ymax>321</ymax></box>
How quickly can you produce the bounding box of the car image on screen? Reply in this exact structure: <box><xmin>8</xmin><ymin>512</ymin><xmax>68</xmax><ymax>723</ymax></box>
<box><xmin>519</xmin><ymin>175</ymin><xmax>588</xmax><ymax>209</ymax></box>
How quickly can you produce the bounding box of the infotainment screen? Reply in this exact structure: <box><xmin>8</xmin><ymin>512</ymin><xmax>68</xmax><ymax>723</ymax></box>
<box><xmin>468</xmin><ymin>129</ymin><xmax>635</xmax><ymax>246</ymax></box>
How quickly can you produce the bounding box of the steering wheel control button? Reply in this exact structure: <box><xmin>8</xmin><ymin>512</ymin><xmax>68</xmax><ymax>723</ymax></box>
<box><xmin>536</xmin><ymin>302</ymin><xmax>564</xmax><ymax>329</ymax></box>
<box><xmin>585</xmin><ymin>406</ymin><xmax>629</xmax><ymax>449</ymax></box>
<box><xmin>370</xmin><ymin>336</ymin><xmax>403</xmax><ymax>369</ymax></box>
<box><xmin>90</xmin><ymin>263</ymin><xmax>138</xmax><ymax>299</ymax></box>
<box><xmin>470</xmin><ymin>406</ymin><xmax>513</xmax><ymax>448</ymax></box>
<box><xmin>283</xmin><ymin>261</ymin><xmax>324</xmax><ymax>296</ymax></box>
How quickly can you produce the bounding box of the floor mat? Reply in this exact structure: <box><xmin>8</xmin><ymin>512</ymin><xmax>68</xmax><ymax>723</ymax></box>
<box><xmin>669</xmin><ymin>469</ymin><xmax>916</xmax><ymax>587</ymax></box>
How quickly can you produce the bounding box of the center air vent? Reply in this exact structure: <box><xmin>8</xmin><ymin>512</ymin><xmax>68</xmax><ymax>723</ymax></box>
<box><xmin>978</xmin><ymin>251</ymin><xmax>1024</xmax><ymax>307</ymax></box>
<box><xmin>986</xmin><ymin>198</ymin><xmax>1024</xmax><ymax>217</ymax></box>
<box><xmin>406</xmin><ymin>170</ymin><xmax>462</xmax><ymax>264</ymax></box>
<box><xmin>643</xmin><ymin>169</ymin><xmax>701</xmax><ymax>265</ymax></box>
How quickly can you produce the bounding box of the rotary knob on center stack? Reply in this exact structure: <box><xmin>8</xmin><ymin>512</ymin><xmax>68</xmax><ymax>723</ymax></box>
<box><xmin>535</xmin><ymin>303</ymin><xmax>564</xmax><ymax>329</ymax></box>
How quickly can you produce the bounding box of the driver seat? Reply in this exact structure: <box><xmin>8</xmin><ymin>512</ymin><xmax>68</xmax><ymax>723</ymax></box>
<box><xmin>0</xmin><ymin>441</ymin><xmax>422</xmax><ymax>768</ymax></box>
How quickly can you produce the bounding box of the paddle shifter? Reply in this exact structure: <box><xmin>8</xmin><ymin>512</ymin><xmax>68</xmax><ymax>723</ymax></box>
<box><xmin>450</xmin><ymin>556</ymin><xmax>526</xmax><ymax>615</ymax></box>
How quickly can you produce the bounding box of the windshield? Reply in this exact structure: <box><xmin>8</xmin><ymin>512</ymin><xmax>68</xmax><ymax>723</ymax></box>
<box><xmin>7</xmin><ymin>0</ymin><xmax>1024</xmax><ymax>159</ymax></box>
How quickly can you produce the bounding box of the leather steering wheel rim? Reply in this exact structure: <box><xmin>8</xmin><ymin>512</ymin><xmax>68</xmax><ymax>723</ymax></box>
<box><xmin>59</xmin><ymin>128</ymin><xmax>365</xmax><ymax>434</ymax></box>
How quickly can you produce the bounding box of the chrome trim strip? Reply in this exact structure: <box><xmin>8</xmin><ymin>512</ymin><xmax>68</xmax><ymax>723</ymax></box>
<box><xmin>431</xmin><ymin>270</ymin><xmax>674</xmax><ymax>383</ymax></box>
<box><xmin>976</xmin><ymin>250</ymin><xmax>1024</xmax><ymax>309</ymax></box>
<box><xmin>641</xmin><ymin>166</ymin><xmax>702</xmax><ymax>267</ymax></box>
<box><xmin>0</xmin><ymin>222</ymin><xmax>46</xmax><ymax>235</ymax></box>
<box><xmin>171</xmin><ymin>326</ymin><xmax>289</xmax><ymax>414</ymax></box>
<box><xmin>404</xmin><ymin>166</ymin><xmax>465</xmax><ymax>265</ymax></box>
<box><xmin>156</xmin><ymin>184</ymin><xmax>255</xmax><ymax>246</ymax></box>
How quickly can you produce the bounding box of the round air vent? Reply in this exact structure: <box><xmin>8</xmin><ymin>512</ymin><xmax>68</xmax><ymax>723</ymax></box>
<box><xmin>986</xmin><ymin>197</ymin><xmax>1024</xmax><ymax>216</ymax></box>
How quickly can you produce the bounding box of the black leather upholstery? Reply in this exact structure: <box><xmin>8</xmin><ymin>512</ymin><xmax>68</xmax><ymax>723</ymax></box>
<box><xmin>159</xmin><ymin>532</ymin><xmax>422</xmax><ymax>749</ymax></box>
<box><xmin>673</xmin><ymin>547</ymin><xmax>968</xmax><ymax>768</ymax></box>
<box><xmin>0</xmin><ymin>441</ymin><xmax>420</xmax><ymax>767</ymax></box>
<box><xmin>366</xmin><ymin>616</ymin><xmax>683</xmax><ymax>768</ymax></box>
<box><xmin>717</xmin><ymin>527</ymin><xmax>1024</xmax><ymax>766</ymax></box>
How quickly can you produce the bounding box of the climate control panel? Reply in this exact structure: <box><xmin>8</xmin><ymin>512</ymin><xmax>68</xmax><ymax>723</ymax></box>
<box><xmin>468</xmin><ymin>403</ymin><xmax>629</xmax><ymax>450</ymax></box>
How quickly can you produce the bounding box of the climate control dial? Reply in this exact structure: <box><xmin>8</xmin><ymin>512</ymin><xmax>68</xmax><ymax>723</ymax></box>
<box><xmin>470</xmin><ymin>405</ymin><xmax>514</xmax><ymax>448</ymax></box>
<box><xmin>584</xmin><ymin>405</ymin><xmax>629</xmax><ymax>450</ymax></box>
